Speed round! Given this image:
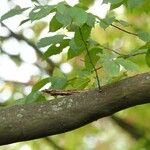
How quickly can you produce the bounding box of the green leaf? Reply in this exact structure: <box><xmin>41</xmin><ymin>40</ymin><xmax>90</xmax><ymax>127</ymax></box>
<box><xmin>70</xmin><ymin>77</ymin><xmax>90</xmax><ymax>89</ymax></box>
<box><xmin>43</xmin><ymin>39</ymin><xmax>69</xmax><ymax>59</ymax></box>
<box><xmin>102</xmin><ymin>0</ymin><xmax>124</xmax><ymax>4</ymax></box>
<box><xmin>69</xmin><ymin>7</ymin><xmax>88</xmax><ymax>26</ymax></box>
<box><xmin>74</xmin><ymin>24</ymin><xmax>91</xmax><ymax>46</ymax></box>
<box><xmin>74</xmin><ymin>29</ymin><xmax>84</xmax><ymax>46</ymax></box>
<box><xmin>127</xmin><ymin>0</ymin><xmax>143</xmax><ymax>10</ymax></box>
<box><xmin>110</xmin><ymin>1</ymin><xmax>124</xmax><ymax>10</ymax></box>
<box><xmin>99</xmin><ymin>16</ymin><xmax>116</xmax><ymax>29</ymax></box>
<box><xmin>115</xmin><ymin>58</ymin><xmax>139</xmax><ymax>71</ymax></box>
<box><xmin>32</xmin><ymin>77</ymin><xmax>50</xmax><ymax>92</ymax></box>
<box><xmin>29</xmin><ymin>5</ymin><xmax>55</xmax><ymax>21</ymax></box>
<box><xmin>85</xmin><ymin>47</ymin><xmax>102</xmax><ymax>70</ymax></box>
<box><xmin>55</xmin><ymin>4</ymin><xmax>72</xmax><ymax>27</ymax></box>
<box><xmin>145</xmin><ymin>49</ymin><xmax>150</xmax><ymax>67</ymax></box>
<box><xmin>56</xmin><ymin>12</ymin><xmax>72</xmax><ymax>26</ymax></box>
<box><xmin>32</xmin><ymin>76</ymin><xmax>68</xmax><ymax>91</ymax></box>
<box><xmin>116</xmin><ymin>20</ymin><xmax>130</xmax><ymax>27</ymax></box>
<box><xmin>79</xmin><ymin>0</ymin><xmax>95</xmax><ymax>7</ymax></box>
<box><xmin>15</xmin><ymin>97</ymin><xmax>26</xmax><ymax>105</ymax></box>
<box><xmin>137</xmin><ymin>32</ymin><xmax>150</xmax><ymax>42</ymax></box>
<box><xmin>50</xmin><ymin>76</ymin><xmax>67</xmax><ymax>89</ymax></box>
<box><xmin>56</xmin><ymin>2</ymin><xmax>67</xmax><ymax>14</ymax></box>
<box><xmin>66</xmin><ymin>23</ymin><xmax>78</xmax><ymax>32</ymax></box>
<box><xmin>80</xmin><ymin>24</ymin><xmax>92</xmax><ymax>41</ymax></box>
<box><xmin>0</xmin><ymin>6</ymin><xmax>29</xmax><ymax>22</ymax></box>
<box><xmin>79</xmin><ymin>69</ymin><xmax>91</xmax><ymax>77</ymax></box>
<box><xmin>37</xmin><ymin>35</ymin><xmax>65</xmax><ymax>48</ymax></box>
<box><xmin>74</xmin><ymin>3</ymin><xmax>89</xmax><ymax>10</ymax></box>
<box><xmin>25</xmin><ymin>91</ymin><xmax>46</xmax><ymax>104</ymax></box>
<box><xmin>86</xmin><ymin>13</ymin><xmax>95</xmax><ymax>27</ymax></box>
<box><xmin>31</xmin><ymin>0</ymin><xmax>39</xmax><ymax>3</ymax></box>
<box><xmin>19</xmin><ymin>18</ymin><xmax>30</xmax><ymax>26</ymax></box>
<box><xmin>103</xmin><ymin>0</ymin><xmax>124</xmax><ymax>10</ymax></box>
<box><xmin>49</xmin><ymin>15</ymin><xmax>63</xmax><ymax>32</ymax></box>
<box><xmin>137</xmin><ymin>43</ymin><xmax>150</xmax><ymax>51</ymax></box>
<box><xmin>103</xmin><ymin>59</ymin><xmax>120</xmax><ymax>76</ymax></box>
<box><xmin>68</xmin><ymin>39</ymin><xmax>84</xmax><ymax>59</ymax></box>
<box><xmin>88</xmin><ymin>39</ymin><xmax>100</xmax><ymax>46</ymax></box>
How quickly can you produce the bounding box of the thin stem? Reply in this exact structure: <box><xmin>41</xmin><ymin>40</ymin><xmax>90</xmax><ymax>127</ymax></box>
<box><xmin>99</xmin><ymin>44</ymin><xmax>146</xmax><ymax>59</ymax></box>
<box><xmin>111</xmin><ymin>24</ymin><xmax>138</xmax><ymax>36</ymax></box>
<box><xmin>123</xmin><ymin>51</ymin><xmax>146</xmax><ymax>59</ymax></box>
<box><xmin>79</xmin><ymin>28</ymin><xmax>101</xmax><ymax>91</ymax></box>
<box><xmin>95</xmin><ymin>16</ymin><xmax>138</xmax><ymax>36</ymax></box>
<box><xmin>99</xmin><ymin>44</ymin><xmax>122</xmax><ymax>55</ymax></box>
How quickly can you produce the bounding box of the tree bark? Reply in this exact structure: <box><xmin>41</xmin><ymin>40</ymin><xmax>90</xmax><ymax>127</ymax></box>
<box><xmin>0</xmin><ymin>72</ymin><xmax>150</xmax><ymax>145</ymax></box>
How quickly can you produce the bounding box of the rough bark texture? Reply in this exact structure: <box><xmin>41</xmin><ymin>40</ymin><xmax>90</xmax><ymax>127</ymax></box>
<box><xmin>0</xmin><ymin>72</ymin><xmax>150</xmax><ymax>145</ymax></box>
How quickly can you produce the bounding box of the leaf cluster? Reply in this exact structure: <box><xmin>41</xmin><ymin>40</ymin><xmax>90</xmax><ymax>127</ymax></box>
<box><xmin>0</xmin><ymin>0</ymin><xmax>150</xmax><ymax>103</ymax></box>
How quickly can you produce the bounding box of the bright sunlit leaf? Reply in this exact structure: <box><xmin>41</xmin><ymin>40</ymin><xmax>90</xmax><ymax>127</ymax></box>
<box><xmin>29</xmin><ymin>5</ymin><xmax>55</xmax><ymax>21</ymax></box>
<box><xmin>0</xmin><ymin>6</ymin><xmax>29</xmax><ymax>22</ymax></box>
<box><xmin>32</xmin><ymin>77</ymin><xmax>50</xmax><ymax>92</ymax></box>
<box><xmin>43</xmin><ymin>39</ymin><xmax>70</xmax><ymax>59</ymax></box>
<box><xmin>37</xmin><ymin>35</ymin><xmax>65</xmax><ymax>48</ymax></box>
<box><xmin>115</xmin><ymin>58</ymin><xmax>139</xmax><ymax>71</ymax></box>
<box><xmin>103</xmin><ymin>59</ymin><xmax>120</xmax><ymax>76</ymax></box>
<box><xmin>49</xmin><ymin>15</ymin><xmax>63</xmax><ymax>32</ymax></box>
<box><xmin>99</xmin><ymin>16</ymin><xmax>116</xmax><ymax>29</ymax></box>
<box><xmin>69</xmin><ymin>7</ymin><xmax>88</xmax><ymax>26</ymax></box>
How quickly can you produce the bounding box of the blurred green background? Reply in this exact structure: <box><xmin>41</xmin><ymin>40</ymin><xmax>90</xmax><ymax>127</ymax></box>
<box><xmin>0</xmin><ymin>0</ymin><xmax>150</xmax><ymax>149</ymax></box>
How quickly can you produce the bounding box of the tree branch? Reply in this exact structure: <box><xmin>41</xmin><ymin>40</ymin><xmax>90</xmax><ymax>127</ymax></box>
<box><xmin>1</xmin><ymin>23</ymin><xmax>55</xmax><ymax>74</ymax></box>
<box><xmin>0</xmin><ymin>72</ymin><xmax>150</xmax><ymax>145</ymax></box>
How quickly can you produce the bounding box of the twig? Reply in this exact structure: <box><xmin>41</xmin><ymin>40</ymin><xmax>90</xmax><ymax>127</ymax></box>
<box><xmin>42</xmin><ymin>89</ymin><xmax>86</xmax><ymax>96</ymax></box>
<box><xmin>98</xmin><ymin>44</ymin><xmax>146</xmax><ymax>59</ymax></box>
<box><xmin>111</xmin><ymin>24</ymin><xmax>138</xmax><ymax>36</ymax></box>
<box><xmin>123</xmin><ymin>51</ymin><xmax>146</xmax><ymax>59</ymax></box>
<box><xmin>79</xmin><ymin>28</ymin><xmax>101</xmax><ymax>91</ymax></box>
<box><xmin>95</xmin><ymin>16</ymin><xmax>138</xmax><ymax>36</ymax></box>
<box><xmin>99</xmin><ymin>44</ymin><xmax>122</xmax><ymax>55</ymax></box>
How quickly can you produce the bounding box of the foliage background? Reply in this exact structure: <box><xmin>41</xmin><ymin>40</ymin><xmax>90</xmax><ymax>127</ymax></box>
<box><xmin>0</xmin><ymin>0</ymin><xmax>150</xmax><ymax>149</ymax></box>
